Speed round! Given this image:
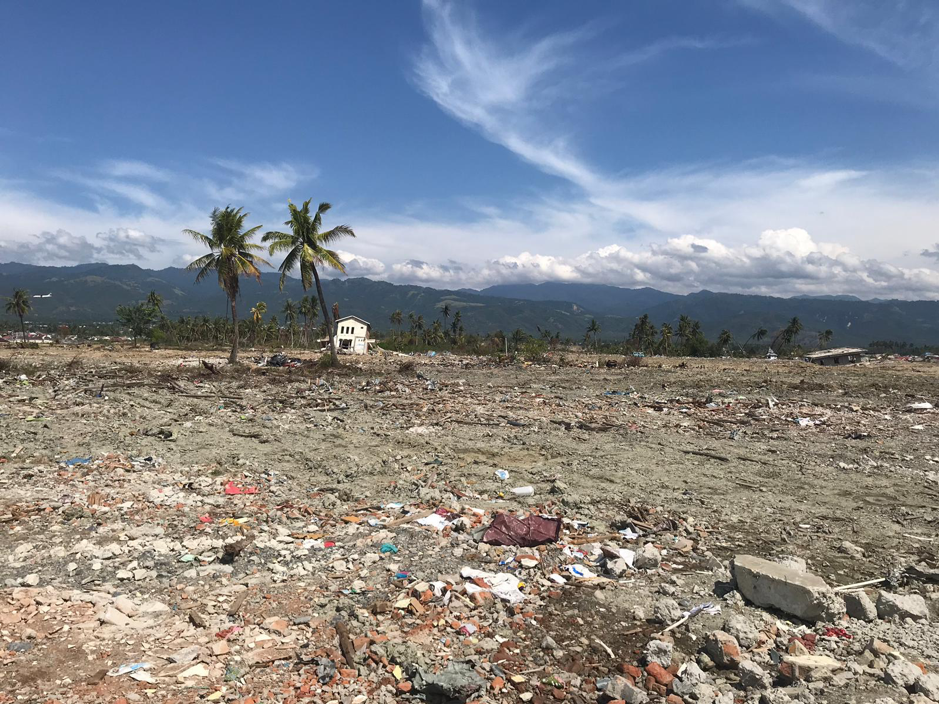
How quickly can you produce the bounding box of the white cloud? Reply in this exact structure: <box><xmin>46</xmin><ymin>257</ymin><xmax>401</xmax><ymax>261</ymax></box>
<box><xmin>0</xmin><ymin>229</ymin><xmax>103</xmax><ymax>265</ymax></box>
<box><xmin>99</xmin><ymin>159</ymin><xmax>172</xmax><ymax>182</ymax></box>
<box><xmin>376</xmin><ymin>228</ymin><xmax>939</xmax><ymax>299</ymax></box>
<box><xmin>335</xmin><ymin>249</ymin><xmax>386</xmax><ymax>277</ymax></box>
<box><xmin>207</xmin><ymin>159</ymin><xmax>316</xmax><ymax>202</ymax></box>
<box><xmin>96</xmin><ymin>227</ymin><xmax>169</xmax><ymax>259</ymax></box>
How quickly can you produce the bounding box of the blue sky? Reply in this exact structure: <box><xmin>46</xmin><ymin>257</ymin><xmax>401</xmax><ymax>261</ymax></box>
<box><xmin>2</xmin><ymin>0</ymin><xmax>939</xmax><ymax>298</ymax></box>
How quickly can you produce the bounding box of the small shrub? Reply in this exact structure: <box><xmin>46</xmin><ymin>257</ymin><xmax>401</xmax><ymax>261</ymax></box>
<box><xmin>624</xmin><ymin>355</ymin><xmax>644</xmax><ymax>368</ymax></box>
<box><xmin>398</xmin><ymin>360</ymin><xmax>416</xmax><ymax>374</ymax></box>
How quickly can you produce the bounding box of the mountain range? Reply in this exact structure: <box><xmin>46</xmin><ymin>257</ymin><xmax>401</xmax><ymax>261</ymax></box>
<box><xmin>2</xmin><ymin>262</ymin><xmax>938</xmax><ymax>346</ymax></box>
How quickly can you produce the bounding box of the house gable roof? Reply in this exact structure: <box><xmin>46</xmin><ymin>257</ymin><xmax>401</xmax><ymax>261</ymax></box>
<box><xmin>335</xmin><ymin>315</ymin><xmax>370</xmax><ymax>328</ymax></box>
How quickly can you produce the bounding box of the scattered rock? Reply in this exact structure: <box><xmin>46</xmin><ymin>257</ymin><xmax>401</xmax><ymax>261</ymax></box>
<box><xmin>876</xmin><ymin>592</ymin><xmax>929</xmax><ymax>621</ymax></box>
<box><xmin>779</xmin><ymin>655</ymin><xmax>843</xmax><ymax>682</ymax></box>
<box><xmin>739</xmin><ymin>660</ymin><xmax>771</xmax><ymax>690</ymax></box>
<box><xmin>635</xmin><ymin>544</ymin><xmax>662</xmax><ymax>570</ymax></box>
<box><xmin>704</xmin><ymin>630</ymin><xmax>742</xmax><ymax>669</ymax></box>
<box><xmin>884</xmin><ymin>658</ymin><xmax>923</xmax><ymax>689</ymax></box>
<box><xmin>844</xmin><ymin>591</ymin><xmax>877</xmax><ymax>621</ymax></box>
<box><xmin>644</xmin><ymin>639</ymin><xmax>673</xmax><ymax>668</ymax></box>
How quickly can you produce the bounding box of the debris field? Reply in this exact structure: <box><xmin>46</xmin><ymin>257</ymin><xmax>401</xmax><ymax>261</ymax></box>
<box><xmin>1</xmin><ymin>347</ymin><xmax>938</xmax><ymax>704</ymax></box>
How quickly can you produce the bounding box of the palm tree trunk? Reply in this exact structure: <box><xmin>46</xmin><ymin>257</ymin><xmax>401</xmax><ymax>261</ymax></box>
<box><xmin>311</xmin><ymin>265</ymin><xmax>338</xmax><ymax>364</ymax></box>
<box><xmin>19</xmin><ymin>314</ymin><xmax>26</xmax><ymax>348</ymax></box>
<box><xmin>229</xmin><ymin>297</ymin><xmax>240</xmax><ymax>364</ymax></box>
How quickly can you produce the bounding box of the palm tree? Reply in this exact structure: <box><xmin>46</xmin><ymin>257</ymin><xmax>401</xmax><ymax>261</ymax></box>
<box><xmin>441</xmin><ymin>303</ymin><xmax>451</xmax><ymax>336</ymax></box>
<box><xmin>818</xmin><ymin>329</ymin><xmax>833</xmax><ymax>349</ymax></box>
<box><xmin>250</xmin><ymin>301</ymin><xmax>267</xmax><ymax>347</ymax></box>
<box><xmin>282</xmin><ymin>299</ymin><xmax>297</xmax><ymax>347</ymax></box>
<box><xmin>586</xmin><ymin>319</ymin><xmax>601</xmax><ymax>351</ymax></box>
<box><xmin>511</xmin><ymin>327</ymin><xmax>526</xmax><ymax>353</ymax></box>
<box><xmin>660</xmin><ymin>322</ymin><xmax>673</xmax><ymax>356</ymax></box>
<box><xmin>5</xmin><ymin>289</ymin><xmax>31</xmax><ymax>346</ymax></box>
<box><xmin>743</xmin><ymin>327</ymin><xmax>768</xmax><ymax>350</ymax></box>
<box><xmin>390</xmin><ymin>310</ymin><xmax>403</xmax><ymax>342</ymax></box>
<box><xmin>717</xmin><ymin>329</ymin><xmax>733</xmax><ymax>353</ymax></box>
<box><xmin>185</xmin><ymin>207</ymin><xmax>269</xmax><ymax>364</ymax></box>
<box><xmin>773</xmin><ymin>316</ymin><xmax>803</xmax><ymax>352</ymax></box>
<box><xmin>147</xmin><ymin>290</ymin><xmax>164</xmax><ymax>315</ymax></box>
<box><xmin>263</xmin><ymin>199</ymin><xmax>355</xmax><ymax>365</ymax></box>
<box><xmin>677</xmin><ymin>315</ymin><xmax>692</xmax><ymax>346</ymax></box>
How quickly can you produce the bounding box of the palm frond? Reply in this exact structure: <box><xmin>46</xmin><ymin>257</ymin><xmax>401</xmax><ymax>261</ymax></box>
<box><xmin>317</xmin><ymin>224</ymin><xmax>355</xmax><ymax>245</ymax></box>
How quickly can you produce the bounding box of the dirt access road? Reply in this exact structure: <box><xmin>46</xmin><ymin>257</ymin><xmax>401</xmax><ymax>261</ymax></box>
<box><xmin>0</xmin><ymin>346</ymin><xmax>937</xmax><ymax>703</ymax></box>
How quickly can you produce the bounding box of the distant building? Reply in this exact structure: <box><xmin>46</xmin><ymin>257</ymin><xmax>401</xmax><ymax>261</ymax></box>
<box><xmin>320</xmin><ymin>315</ymin><xmax>371</xmax><ymax>354</ymax></box>
<box><xmin>802</xmin><ymin>347</ymin><xmax>867</xmax><ymax>366</ymax></box>
<box><xmin>0</xmin><ymin>332</ymin><xmax>53</xmax><ymax>344</ymax></box>
<box><xmin>765</xmin><ymin>347</ymin><xmax>778</xmax><ymax>360</ymax></box>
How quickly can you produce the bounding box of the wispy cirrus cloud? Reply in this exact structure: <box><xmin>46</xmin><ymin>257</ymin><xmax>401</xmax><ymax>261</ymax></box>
<box><xmin>759</xmin><ymin>0</ymin><xmax>939</xmax><ymax>70</ymax></box>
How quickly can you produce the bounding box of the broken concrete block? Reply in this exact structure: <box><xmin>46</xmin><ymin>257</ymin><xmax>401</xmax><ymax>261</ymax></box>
<box><xmin>99</xmin><ymin>607</ymin><xmax>131</xmax><ymax>627</ymax></box>
<box><xmin>876</xmin><ymin>592</ymin><xmax>929</xmax><ymax>621</ymax></box>
<box><xmin>112</xmin><ymin>595</ymin><xmax>139</xmax><ymax>617</ymax></box>
<box><xmin>731</xmin><ymin>555</ymin><xmax>831</xmax><ymax>621</ymax></box>
<box><xmin>703</xmin><ymin>630</ymin><xmax>742</xmax><ymax>669</ymax></box>
<box><xmin>243</xmin><ymin>646</ymin><xmax>295</xmax><ymax>667</ymax></box>
<box><xmin>643</xmin><ymin>639</ymin><xmax>673</xmax><ymax>668</ymax></box>
<box><xmin>844</xmin><ymin>591</ymin><xmax>877</xmax><ymax>621</ymax></box>
<box><xmin>884</xmin><ymin>658</ymin><xmax>922</xmax><ymax>689</ymax></box>
<box><xmin>738</xmin><ymin>660</ymin><xmax>770</xmax><ymax>690</ymax></box>
<box><xmin>915</xmin><ymin>672</ymin><xmax>939</xmax><ymax>700</ymax></box>
<box><xmin>634</xmin><ymin>544</ymin><xmax>662</xmax><ymax>570</ymax></box>
<box><xmin>606</xmin><ymin>675</ymin><xmax>649</xmax><ymax>704</ymax></box>
<box><xmin>779</xmin><ymin>655</ymin><xmax>842</xmax><ymax>682</ymax></box>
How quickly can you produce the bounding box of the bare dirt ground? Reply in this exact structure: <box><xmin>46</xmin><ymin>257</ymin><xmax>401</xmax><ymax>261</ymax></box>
<box><xmin>1</xmin><ymin>346</ymin><xmax>937</xmax><ymax>704</ymax></box>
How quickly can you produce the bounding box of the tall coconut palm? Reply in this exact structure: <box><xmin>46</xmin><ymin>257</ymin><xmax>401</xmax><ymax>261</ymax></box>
<box><xmin>147</xmin><ymin>290</ymin><xmax>164</xmax><ymax>315</ymax></box>
<box><xmin>262</xmin><ymin>199</ymin><xmax>355</xmax><ymax>365</ymax></box>
<box><xmin>660</xmin><ymin>322</ymin><xmax>673</xmax><ymax>356</ymax></box>
<box><xmin>717</xmin><ymin>329</ymin><xmax>733</xmax><ymax>353</ymax></box>
<box><xmin>586</xmin><ymin>318</ymin><xmax>601</xmax><ymax>351</ymax></box>
<box><xmin>390</xmin><ymin>309</ymin><xmax>403</xmax><ymax>342</ymax></box>
<box><xmin>5</xmin><ymin>289</ymin><xmax>31</xmax><ymax>346</ymax></box>
<box><xmin>818</xmin><ymin>329</ymin><xmax>833</xmax><ymax>349</ymax></box>
<box><xmin>773</xmin><ymin>316</ymin><xmax>803</xmax><ymax>352</ymax></box>
<box><xmin>282</xmin><ymin>299</ymin><xmax>297</xmax><ymax>347</ymax></box>
<box><xmin>250</xmin><ymin>301</ymin><xmax>267</xmax><ymax>347</ymax></box>
<box><xmin>677</xmin><ymin>315</ymin><xmax>692</xmax><ymax>346</ymax></box>
<box><xmin>184</xmin><ymin>206</ymin><xmax>269</xmax><ymax>364</ymax></box>
<box><xmin>441</xmin><ymin>303</ymin><xmax>451</xmax><ymax>335</ymax></box>
<box><xmin>743</xmin><ymin>326</ymin><xmax>768</xmax><ymax>351</ymax></box>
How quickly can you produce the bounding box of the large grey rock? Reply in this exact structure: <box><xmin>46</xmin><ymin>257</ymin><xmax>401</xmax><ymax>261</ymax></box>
<box><xmin>844</xmin><ymin>591</ymin><xmax>877</xmax><ymax>621</ymax></box>
<box><xmin>652</xmin><ymin>597</ymin><xmax>683</xmax><ymax>624</ymax></box>
<box><xmin>673</xmin><ymin>662</ymin><xmax>709</xmax><ymax>697</ymax></box>
<box><xmin>634</xmin><ymin>544</ymin><xmax>662</xmax><ymax>570</ymax></box>
<box><xmin>876</xmin><ymin>592</ymin><xmax>929</xmax><ymax>621</ymax></box>
<box><xmin>724</xmin><ymin>613</ymin><xmax>759</xmax><ymax>648</ymax></box>
<box><xmin>739</xmin><ymin>660</ymin><xmax>771</xmax><ymax>690</ymax></box>
<box><xmin>884</xmin><ymin>658</ymin><xmax>921</xmax><ymax>689</ymax></box>
<box><xmin>915</xmin><ymin>672</ymin><xmax>939</xmax><ymax>700</ymax></box>
<box><xmin>731</xmin><ymin>555</ymin><xmax>832</xmax><ymax>622</ymax></box>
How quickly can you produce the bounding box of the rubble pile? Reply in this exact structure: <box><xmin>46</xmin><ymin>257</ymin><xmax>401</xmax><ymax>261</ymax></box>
<box><xmin>0</xmin><ymin>350</ymin><xmax>937</xmax><ymax>703</ymax></box>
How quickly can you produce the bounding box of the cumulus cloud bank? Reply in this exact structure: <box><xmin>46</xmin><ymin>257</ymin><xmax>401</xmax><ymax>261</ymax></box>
<box><xmin>354</xmin><ymin>228</ymin><xmax>939</xmax><ymax>299</ymax></box>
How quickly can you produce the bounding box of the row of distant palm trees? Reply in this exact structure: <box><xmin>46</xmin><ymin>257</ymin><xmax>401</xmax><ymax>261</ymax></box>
<box><xmin>387</xmin><ymin>305</ymin><xmax>467</xmax><ymax>347</ymax></box>
<box><xmin>584</xmin><ymin>314</ymin><xmax>832</xmax><ymax>356</ymax></box>
<box><xmin>184</xmin><ymin>200</ymin><xmax>353</xmax><ymax>364</ymax></box>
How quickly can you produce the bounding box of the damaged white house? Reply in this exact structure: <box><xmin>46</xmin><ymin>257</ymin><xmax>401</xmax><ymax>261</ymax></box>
<box><xmin>320</xmin><ymin>315</ymin><xmax>371</xmax><ymax>354</ymax></box>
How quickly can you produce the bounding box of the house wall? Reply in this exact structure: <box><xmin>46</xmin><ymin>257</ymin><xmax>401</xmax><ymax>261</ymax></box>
<box><xmin>331</xmin><ymin>319</ymin><xmax>370</xmax><ymax>354</ymax></box>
